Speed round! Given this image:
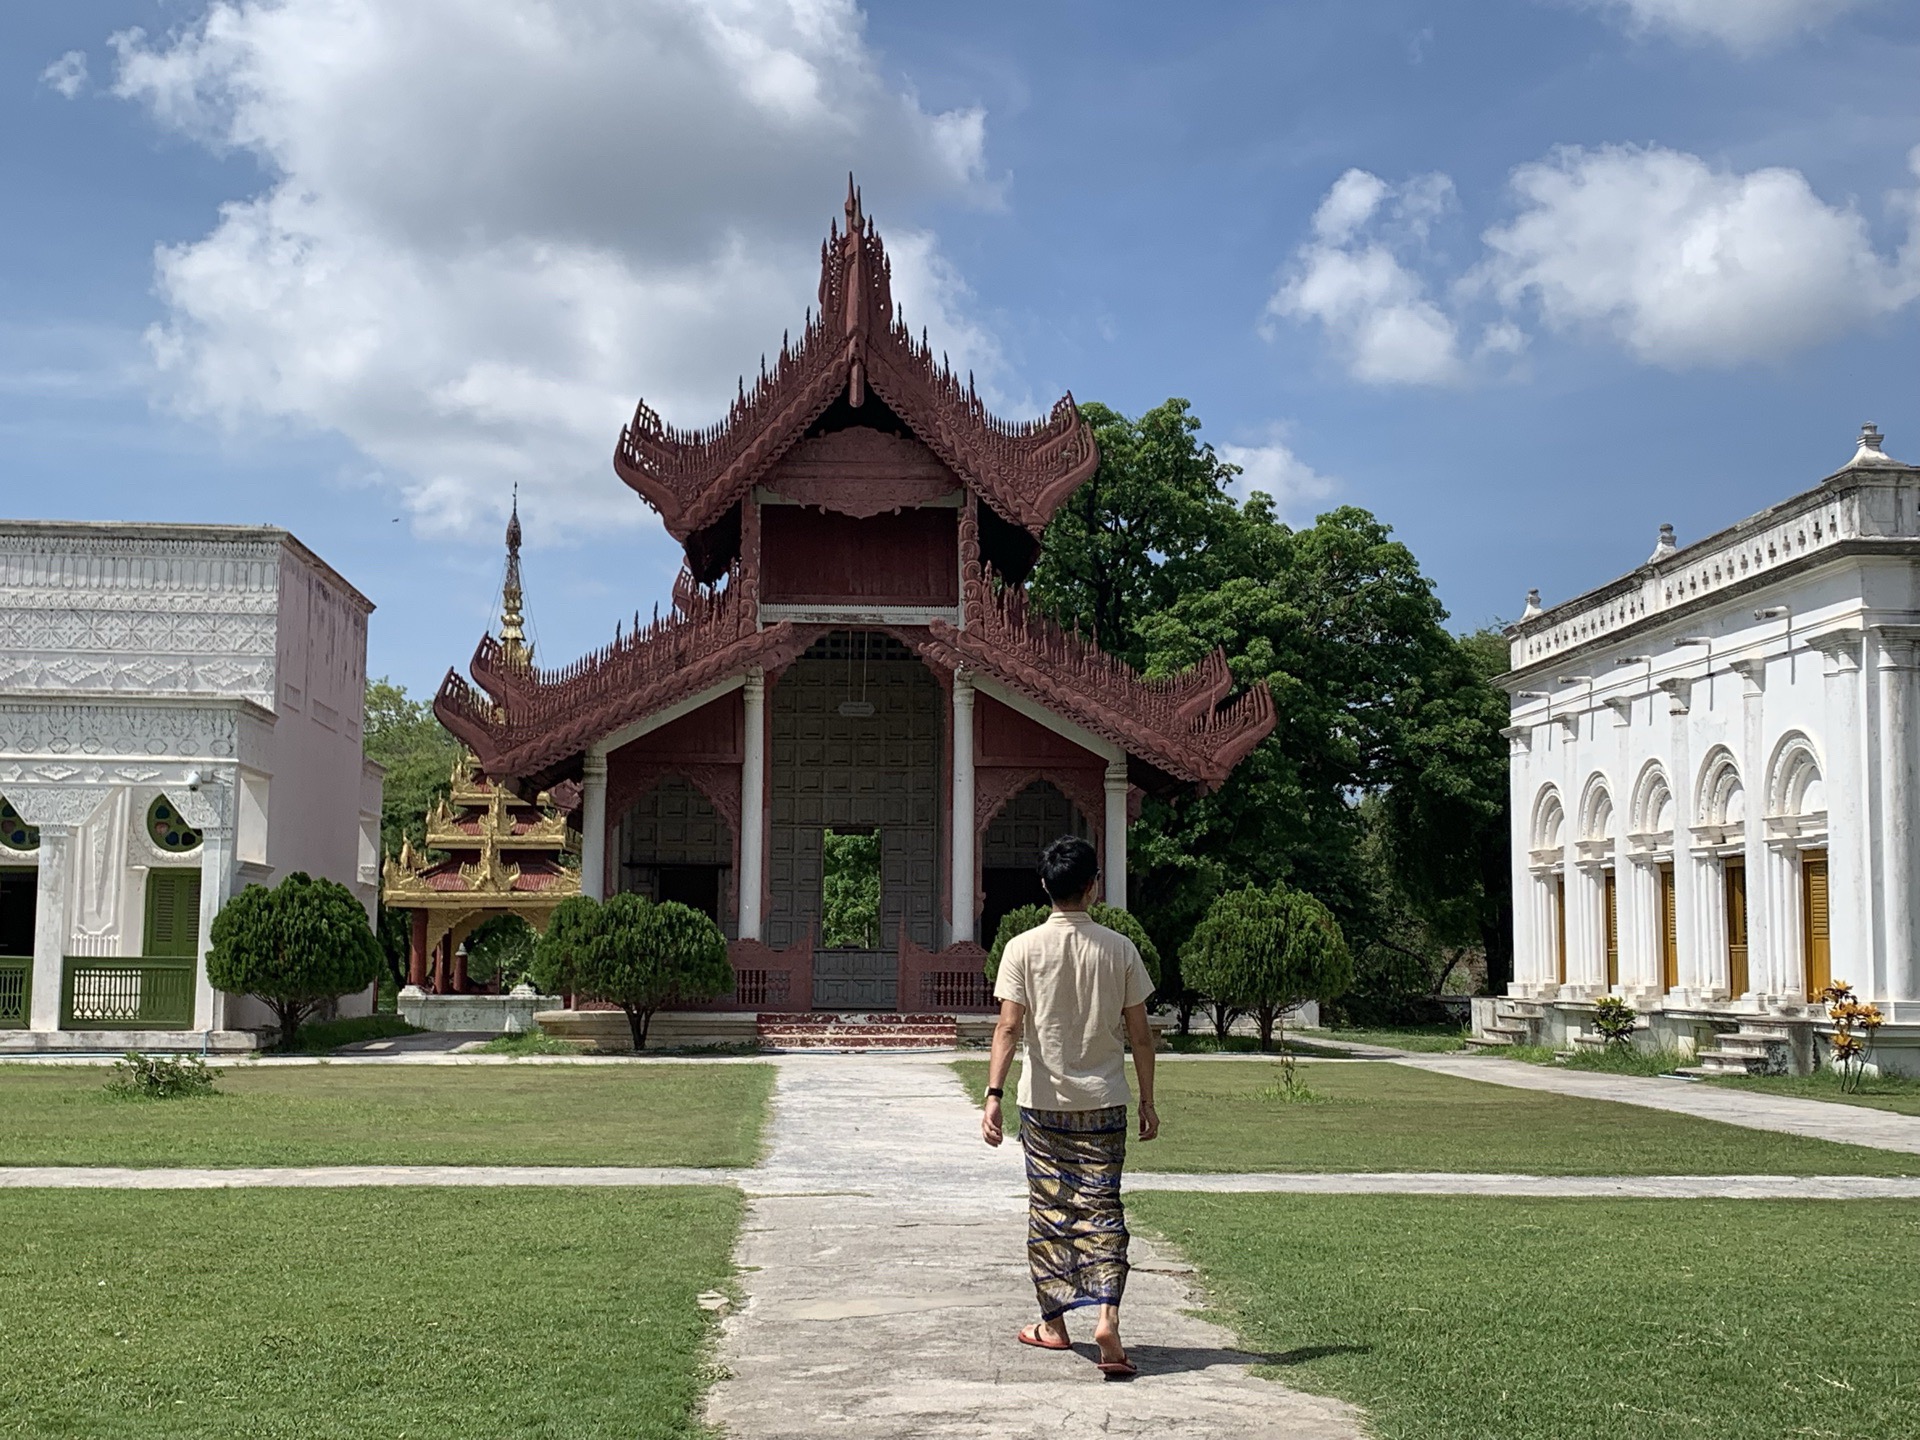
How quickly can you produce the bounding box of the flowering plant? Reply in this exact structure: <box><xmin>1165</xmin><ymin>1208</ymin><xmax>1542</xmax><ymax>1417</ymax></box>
<box><xmin>1818</xmin><ymin>981</ymin><xmax>1883</xmax><ymax>1093</ymax></box>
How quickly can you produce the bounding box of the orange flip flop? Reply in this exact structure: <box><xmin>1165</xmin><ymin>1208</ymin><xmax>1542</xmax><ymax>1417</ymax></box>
<box><xmin>1018</xmin><ymin>1324</ymin><xmax>1072</xmax><ymax>1351</ymax></box>
<box><xmin>1096</xmin><ymin>1353</ymin><xmax>1138</xmax><ymax>1379</ymax></box>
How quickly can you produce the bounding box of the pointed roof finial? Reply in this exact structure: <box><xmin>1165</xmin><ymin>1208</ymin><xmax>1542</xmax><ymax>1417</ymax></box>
<box><xmin>1648</xmin><ymin>522</ymin><xmax>1676</xmax><ymax>563</ymax></box>
<box><xmin>1847</xmin><ymin>422</ymin><xmax>1904</xmax><ymax>469</ymax></box>
<box><xmin>500</xmin><ymin>484</ymin><xmax>531</xmax><ymax>668</ymax></box>
<box><xmin>845</xmin><ymin>172</ymin><xmax>862</xmax><ymax>235</ymax></box>
<box><xmin>1522</xmin><ymin>588</ymin><xmax>1543</xmax><ymax>620</ymax></box>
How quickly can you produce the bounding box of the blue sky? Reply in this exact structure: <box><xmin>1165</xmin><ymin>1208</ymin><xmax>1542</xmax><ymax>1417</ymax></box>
<box><xmin>7</xmin><ymin>1</ymin><xmax>1920</xmax><ymax>701</ymax></box>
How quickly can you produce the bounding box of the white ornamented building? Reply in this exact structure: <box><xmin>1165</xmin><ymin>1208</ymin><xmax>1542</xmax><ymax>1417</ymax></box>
<box><xmin>0</xmin><ymin>522</ymin><xmax>383</xmax><ymax>1048</ymax></box>
<box><xmin>1489</xmin><ymin>426</ymin><xmax>1920</xmax><ymax>1075</ymax></box>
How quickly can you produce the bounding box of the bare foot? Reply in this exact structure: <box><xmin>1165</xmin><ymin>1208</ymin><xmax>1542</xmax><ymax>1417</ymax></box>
<box><xmin>1092</xmin><ymin>1311</ymin><xmax>1126</xmax><ymax>1365</ymax></box>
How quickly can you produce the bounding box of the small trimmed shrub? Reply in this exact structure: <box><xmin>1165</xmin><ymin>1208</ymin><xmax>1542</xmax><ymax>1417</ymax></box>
<box><xmin>1182</xmin><ymin>882</ymin><xmax>1353</xmax><ymax>1067</ymax></box>
<box><xmin>465</xmin><ymin>913</ymin><xmax>538</xmax><ymax>989</ymax></box>
<box><xmin>207</xmin><ymin>872</ymin><xmax>384</xmax><ymax>1050</ymax></box>
<box><xmin>106</xmin><ymin>1051</ymin><xmax>221</xmax><ymax>1099</ymax></box>
<box><xmin>531</xmin><ymin>893</ymin><xmax>732</xmax><ymax>1050</ymax></box>
<box><xmin>984</xmin><ymin>903</ymin><xmax>1162</xmax><ymax>988</ymax></box>
<box><xmin>1590</xmin><ymin>996</ymin><xmax>1639</xmax><ymax>1047</ymax></box>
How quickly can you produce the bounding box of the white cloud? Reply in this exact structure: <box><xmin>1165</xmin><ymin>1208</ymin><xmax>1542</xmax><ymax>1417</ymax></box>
<box><xmin>1269</xmin><ymin>168</ymin><xmax>1466</xmax><ymax>387</ymax></box>
<box><xmin>1478</xmin><ymin>144</ymin><xmax>1920</xmax><ymax>367</ymax></box>
<box><xmin>1272</xmin><ymin>145</ymin><xmax>1920</xmax><ymax>382</ymax></box>
<box><xmin>1579</xmin><ymin>0</ymin><xmax>1864</xmax><ymax>52</ymax></box>
<box><xmin>41</xmin><ymin>51</ymin><xmax>88</xmax><ymax>99</ymax></box>
<box><xmin>109</xmin><ymin>1</ymin><xmax>995</xmax><ymax>540</ymax></box>
<box><xmin>1217</xmin><ymin>433</ymin><xmax>1336</xmax><ymax>521</ymax></box>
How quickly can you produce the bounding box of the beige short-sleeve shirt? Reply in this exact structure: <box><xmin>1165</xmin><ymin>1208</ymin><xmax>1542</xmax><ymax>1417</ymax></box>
<box><xmin>992</xmin><ymin>910</ymin><xmax>1155</xmax><ymax>1111</ymax></box>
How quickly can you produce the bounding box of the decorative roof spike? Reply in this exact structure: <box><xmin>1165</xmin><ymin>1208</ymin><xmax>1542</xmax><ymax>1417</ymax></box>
<box><xmin>499</xmin><ymin>484</ymin><xmax>532</xmax><ymax>668</ymax></box>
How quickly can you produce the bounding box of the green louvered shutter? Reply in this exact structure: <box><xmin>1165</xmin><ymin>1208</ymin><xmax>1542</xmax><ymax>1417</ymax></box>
<box><xmin>144</xmin><ymin>871</ymin><xmax>202</xmax><ymax>958</ymax></box>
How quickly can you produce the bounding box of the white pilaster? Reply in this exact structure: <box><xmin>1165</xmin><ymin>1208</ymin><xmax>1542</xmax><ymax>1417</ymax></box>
<box><xmin>580</xmin><ymin>751</ymin><xmax>609</xmax><ymax>902</ymax></box>
<box><xmin>738</xmin><ymin>669</ymin><xmax>766</xmax><ymax>941</ymax></box>
<box><xmin>1732</xmin><ymin>657</ymin><xmax>1768</xmax><ymax>1002</ymax></box>
<box><xmin>950</xmin><ymin>671</ymin><xmax>976</xmax><ymax>943</ymax></box>
<box><xmin>1874</xmin><ymin>629</ymin><xmax>1920</xmax><ymax>1005</ymax></box>
<box><xmin>193</xmin><ymin>825</ymin><xmax>231</xmax><ymax>1032</ymax></box>
<box><xmin>1104</xmin><ymin>758</ymin><xmax>1129</xmax><ymax>912</ymax></box>
<box><xmin>1816</xmin><ymin>631</ymin><xmax>1867</xmax><ymax>1001</ymax></box>
<box><xmin>28</xmin><ymin>825</ymin><xmax>73</xmax><ymax>1032</ymax></box>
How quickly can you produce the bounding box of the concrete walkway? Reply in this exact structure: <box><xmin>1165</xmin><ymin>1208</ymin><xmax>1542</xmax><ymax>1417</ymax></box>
<box><xmin>1403</xmin><ymin>1054</ymin><xmax>1920</xmax><ymax>1155</ymax></box>
<box><xmin>7</xmin><ymin>1164</ymin><xmax>1920</xmax><ymax>1199</ymax></box>
<box><xmin>706</xmin><ymin>1053</ymin><xmax>1363</xmax><ymax>1440</ymax></box>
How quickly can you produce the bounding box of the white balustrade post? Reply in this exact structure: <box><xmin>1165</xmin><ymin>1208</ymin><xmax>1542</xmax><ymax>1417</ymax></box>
<box><xmin>1104</xmin><ymin>759</ymin><xmax>1128</xmax><ymax>911</ymax></box>
<box><xmin>739</xmin><ymin>670</ymin><xmax>766</xmax><ymax>941</ymax></box>
<box><xmin>580</xmin><ymin>751</ymin><xmax>608</xmax><ymax>902</ymax></box>
<box><xmin>950</xmin><ymin>672</ymin><xmax>976</xmax><ymax>944</ymax></box>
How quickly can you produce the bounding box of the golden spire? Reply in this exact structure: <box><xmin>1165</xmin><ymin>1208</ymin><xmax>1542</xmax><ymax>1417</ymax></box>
<box><xmin>500</xmin><ymin>484</ymin><xmax>532</xmax><ymax>667</ymax></box>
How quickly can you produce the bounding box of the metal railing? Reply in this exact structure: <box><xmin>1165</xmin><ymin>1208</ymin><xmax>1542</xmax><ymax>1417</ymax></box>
<box><xmin>0</xmin><ymin>957</ymin><xmax>28</xmax><ymax>1029</ymax></box>
<box><xmin>60</xmin><ymin>956</ymin><xmax>195</xmax><ymax>1030</ymax></box>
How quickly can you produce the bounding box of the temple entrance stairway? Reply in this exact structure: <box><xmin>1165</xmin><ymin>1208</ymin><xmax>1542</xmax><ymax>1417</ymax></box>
<box><xmin>755</xmin><ymin>1012</ymin><xmax>960</xmax><ymax>1051</ymax></box>
<box><xmin>1675</xmin><ymin>1020</ymin><xmax>1797</xmax><ymax>1077</ymax></box>
<box><xmin>1464</xmin><ymin>997</ymin><xmax>1546</xmax><ymax>1051</ymax></box>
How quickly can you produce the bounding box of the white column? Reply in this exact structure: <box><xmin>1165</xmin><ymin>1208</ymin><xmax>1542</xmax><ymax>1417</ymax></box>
<box><xmin>738</xmin><ymin>669</ymin><xmax>766</xmax><ymax>941</ymax></box>
<box><xmin>950</xmin><ymin>672</ymin><xmax>977</xmax><ymax>943</ymax></box>
<box><xmin>580</xmin><ymin>751</ymin><xmax>608</xmax><ymax>902</ymax></box>
<box><xmin>1816</xmin><ymin>632</ymin><xmax>1867</xmax><ymax>1003</ymax></box>
<box><xmin>1733</xmin><ymin>658</ymin><xmax>1768</xmax><ymax>1003</ymax></box>
<box><xmin>1104</xmin><ymin>758</ymin><xmax>1129</xmax><ymax>911</ymax></box>
<box><xmin>28</xmin><ymin>825</ymin><xmax>73</xmax><ymax>1032</ymax></box>
<box><xmin>193</xmin><ymin>825</ymin><xmax>231</xmax><ymax>1032</ymax></box>
<box><xmin>1875</xmin><ymin>630</ymin><xmax>1920</xmax><ymax>1008</ymax></box>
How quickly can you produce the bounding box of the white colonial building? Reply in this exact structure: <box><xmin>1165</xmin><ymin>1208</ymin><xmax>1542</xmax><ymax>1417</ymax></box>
<box><xmin>1489</xmin><ymin>425</ymin><xmax>1920</xmax><ymax>1075</ymax></box>
<box><xmin>0</xmin><ymin>522</ymin><xmax>382</xmax><ymax>1048</ymax></box>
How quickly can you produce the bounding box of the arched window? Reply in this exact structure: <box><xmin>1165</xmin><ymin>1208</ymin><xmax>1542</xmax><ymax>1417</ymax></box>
<box><xmin>147</xmin><ymin>796</ymin><xmax>203</xmax><ymax>853</ymax></box>
<box><xmin>0</xmin><ymin>798</ymin><xmax>38</xmax><ymax>852</ymax></box>
<box><xmin>1767</xmin><ymin>733</ymin><xmax>1825</xmax><ymax>820</ymax></box>
<box><xmin>1630</xmin><ymin>762</ymin><xmax>1674</xmax><ymax>840</ymax></box>
<box><xmin>1532</xmin><ymin>786</ymin><xmax>1565</xmax><ymax>852</ymax></box>
<box><xmin>1579</xmin><ymin>776</ymin><xmax>1614</xmax><ymax>842</ymax></box>
<box><xmin>1697</xmin><ymin>748</ymin><xmax>1744</xmax><ymax>828</ymax></box>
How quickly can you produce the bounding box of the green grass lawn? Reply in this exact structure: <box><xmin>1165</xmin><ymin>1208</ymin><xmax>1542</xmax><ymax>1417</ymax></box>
<box><xmin>0</xmin><ymin>1186</ymin><xmax>741</xmax><ymax>1440</ymax></box>
<box><xmin>0</xmin><ymin>1063</ymin><xmax>774</xmax><ymax>1168</ymax></box>
<box><xmin>1309</xmin><ymin>1025</ymin><xmax>1470</xmax><ymax>1053</ymax></box>
<box><xmin>952</xmin><ymin>1059</ymin><xmax>1919</xmax><ymax>1174</ymax></box>
<box><xmin>1707</xmin><ymin>1066</ymin><xmax>1920</xmax><ymax>1117</ymax></box>
<box><xmin>1133</xmin><ymin>1193</ymin><xmax>1920</xmax><ymax>1440</ymax></box>
<box><xmin>1162</xmin><ymin>1026</ymin><xmax>1467</xmax><ymax>1056</ymax></box>
<box><xmin>1499</xmin><ymin>1043</ymin><xmax>1696</xmax><ymax>1076</ymax></box>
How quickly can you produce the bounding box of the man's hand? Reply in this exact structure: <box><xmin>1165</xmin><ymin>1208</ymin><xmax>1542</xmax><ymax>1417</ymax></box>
<box><xmin>982</xmin><ymin>1095</ymin><xmax>1005</xmax><ymax>1147</ymax></box>
<box><xmin>1138</xmin><ymin>1101</ymin><xmax>1159</xmax><ymax>1142</ymax></box>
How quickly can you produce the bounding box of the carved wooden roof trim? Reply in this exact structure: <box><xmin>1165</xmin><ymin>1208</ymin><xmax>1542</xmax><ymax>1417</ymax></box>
<box><xmin>916</xmin><ymin>580</ymin><xmax>1275</xmax><ymax>789</ymax></box>
<box><xmin>613</xmin><ymin>184</ymin><xmax>1099</xmax><ymax>541</ymax></box>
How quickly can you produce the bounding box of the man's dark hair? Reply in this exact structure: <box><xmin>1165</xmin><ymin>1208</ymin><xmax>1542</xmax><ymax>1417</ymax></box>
<box><xmin>1038</xmin><ymin>835</ymin><xmax>1098</xmax><ymax>903</ymax></box>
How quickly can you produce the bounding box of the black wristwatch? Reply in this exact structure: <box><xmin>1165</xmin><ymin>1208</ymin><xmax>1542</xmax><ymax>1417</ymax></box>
<box><xmin>986</xmin><ymin>1086</ymin><xmax>1005</xmax><ymax>1099</ymax></box>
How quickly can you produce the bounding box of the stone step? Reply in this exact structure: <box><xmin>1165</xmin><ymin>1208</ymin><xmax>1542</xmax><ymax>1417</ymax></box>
<box><xmin>756</xmin><ymin>1011</ymin><xmax>960</xmax><ymax>1051</ymax></box>
<box><xmin>1463</xmin><ymin>1034</ymin><xmax>1516</xmax><ymax>1050</ymax></box>
<box><xmin>1677</xmin><ymin>1050</ymin><xmax>1777</xmax><ymax>1077</ymax></box>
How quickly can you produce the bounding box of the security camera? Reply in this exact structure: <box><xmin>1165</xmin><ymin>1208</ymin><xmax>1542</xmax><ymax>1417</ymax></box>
<box><xmin>184</xmin><ymin>769</ymin><xmax>202</xmax><ymax>792</ymax></box>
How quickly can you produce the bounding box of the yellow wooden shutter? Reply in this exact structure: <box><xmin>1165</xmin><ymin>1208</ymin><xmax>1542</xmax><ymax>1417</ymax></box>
<box><xmin>1604</xmin><ymin>870</ymin><xmax>1619</xmax><ymax>987</ymax></box>
<box><xmin>1802</xmin><ymin>852</ymin><xmax>1830</xmax><ymax>996</ymax></box>
<box><xmin>1659</xmin><ymin>862</ymin><xmax>1678</xmax><ymax>991</ymax></box>
<box><xmin>1725</xmin><ymin>858</ymin><xmax>1749</xmax><ymax>997</ymax></box>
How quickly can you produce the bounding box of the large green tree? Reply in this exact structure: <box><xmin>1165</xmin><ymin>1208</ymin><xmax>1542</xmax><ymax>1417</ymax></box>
<box><xmin>1028</xmin><ymin>399</ymin><xmax>1506</xmax><ymax>1010</ymax></box>
<box><xmin>363</xmin><ymin>677</ymin><xmax>462</xmax><ymax>860</ymax></box>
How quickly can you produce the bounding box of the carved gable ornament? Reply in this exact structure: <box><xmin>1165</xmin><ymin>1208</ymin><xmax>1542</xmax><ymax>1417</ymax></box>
<box><xmin>761</xmin><ymin>430</ymin><xmax>960</xmax><ymax>519</ymax></box>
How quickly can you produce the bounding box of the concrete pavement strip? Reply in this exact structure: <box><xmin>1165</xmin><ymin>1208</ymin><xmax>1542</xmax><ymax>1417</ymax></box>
<box><xmin>1402</xmin><ymin>1054</ymin><xmax>1920</xmax><ymax>1155</ymax></box>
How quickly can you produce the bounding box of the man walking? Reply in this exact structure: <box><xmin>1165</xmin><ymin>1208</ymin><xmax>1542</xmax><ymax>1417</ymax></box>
<box><xmin>980</xmin><ymin>835</ymin><xmax>1158</xmax><ymax>1379</ymax></box>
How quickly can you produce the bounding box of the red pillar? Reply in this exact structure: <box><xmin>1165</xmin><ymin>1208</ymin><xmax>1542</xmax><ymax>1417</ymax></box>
<box><xmin>407</xmin><ymin>911</ymin><xmax>428</xmax><ymax>988</ymax></box>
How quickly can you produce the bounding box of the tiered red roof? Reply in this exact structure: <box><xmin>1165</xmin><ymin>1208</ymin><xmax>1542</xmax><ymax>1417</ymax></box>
<box><xmin>615</xmin><ymin>183</ymin><xmax>1098</xmax><ymax>543</ymax></box>
<box><xmin>435</xmin><ymin>184</ymin><xmax>1276</xmax><ymax>795</ymax></box>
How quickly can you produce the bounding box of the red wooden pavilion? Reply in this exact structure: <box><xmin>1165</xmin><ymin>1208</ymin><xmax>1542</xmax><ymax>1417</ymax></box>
<box><xmin>434</xmin><ymin>184</ymin><xmax>1274</xmax><ymax>1012</ymax></box>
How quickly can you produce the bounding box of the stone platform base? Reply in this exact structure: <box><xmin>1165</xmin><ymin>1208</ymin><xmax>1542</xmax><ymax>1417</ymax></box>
<box><xmin>0</xmin><ymin>1029</ymin><xmax>262</xmax><ymax>1055</ymax></box>
<box><xmin>535</xmin><ymin>1009</ymin><xmax>762</xmax><ymax>1053</ymax></box>
<box><xmin>398</xmin><ymin>985</ymin><xmax>541</xmax><ymax>1035</ymax></box>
